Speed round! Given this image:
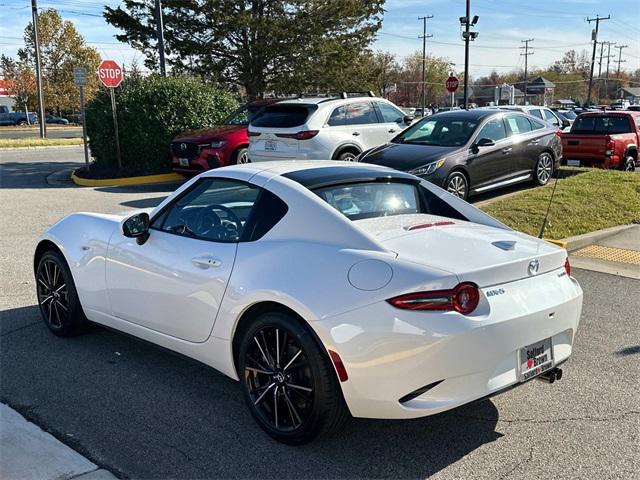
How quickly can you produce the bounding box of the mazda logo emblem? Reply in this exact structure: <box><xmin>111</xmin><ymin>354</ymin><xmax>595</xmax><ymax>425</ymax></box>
<box><xmin>180</xmin><ymin>143</ymin><xmax>187</xmax><ymax>151</ymax></box>
<box><xmin>528</xmin><ymin>259</ymin><xmax>540</xmax><ymax>276</ymax></box>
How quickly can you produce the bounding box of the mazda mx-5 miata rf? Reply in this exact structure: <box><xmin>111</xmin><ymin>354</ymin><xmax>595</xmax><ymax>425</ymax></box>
<box><xmin>34</xmin><ymin>161</ymin><xmax>583</xmax><ymax>444</ymax></box>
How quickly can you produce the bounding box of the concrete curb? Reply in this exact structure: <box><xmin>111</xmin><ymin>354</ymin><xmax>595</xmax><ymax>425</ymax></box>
<box><xmin>563</xmin><ymin>224</ymin><xmax>637</xmax><ymax>252</ymax></box>
<box><xmin>0</xmin><ymin>403</ymin><xmax>117</xmax><ymax>480</ymax></box>
<box><xmin>71</xmin><ymin>170</ymin><xmax>184</xmax><ymax>187</ymax></box>
<box><xmin>0</xmin><ymin>144</ymin><xmax>83</xmax><ymax>151</ymax></box>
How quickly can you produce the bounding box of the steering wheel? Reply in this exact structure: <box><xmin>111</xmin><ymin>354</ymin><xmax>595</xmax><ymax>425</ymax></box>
<box><xmin>196</xmin><ymin>204</ymin><xmax>242</xmax><ymax>239</ymax></box>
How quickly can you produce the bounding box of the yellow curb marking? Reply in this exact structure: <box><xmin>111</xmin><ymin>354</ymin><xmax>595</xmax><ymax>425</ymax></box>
<box><xmin>71</xmin><ymin>172</ymin><xmax>184</xmax><ymax>187</ymax></box>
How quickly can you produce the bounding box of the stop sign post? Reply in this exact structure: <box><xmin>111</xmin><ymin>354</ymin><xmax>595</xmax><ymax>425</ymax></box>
<box><xmin>446</xmin><ymin>76</ymin><xmax>459</xmax><ymax>107</ymax></box>
<box><xmin>97</xmin><ymin>60</ymin><xmax>123</xmax><ymax>168</ymax></box>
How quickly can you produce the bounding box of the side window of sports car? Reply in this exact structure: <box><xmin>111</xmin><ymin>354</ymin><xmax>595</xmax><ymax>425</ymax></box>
<box><xmin>152</xmin><ymin>178</ymin><xmax>260</xmax><ymax>242</ymax></box>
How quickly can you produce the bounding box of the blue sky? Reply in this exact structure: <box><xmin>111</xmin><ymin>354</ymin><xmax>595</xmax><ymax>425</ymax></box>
<box><xmin>1</xmin><ymin>0</ymin><xmax>638</xmax><ymax>77</ymax></box>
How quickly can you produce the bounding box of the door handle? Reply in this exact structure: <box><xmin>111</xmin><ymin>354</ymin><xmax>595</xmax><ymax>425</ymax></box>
<box><xmin>191</xmin><ymin>255</ymin><xmax>222</xmax><ymax>269</ymax></box>
<box><xmin>352</xmin><ymin>131</ymin><xmax>361</xmax><ymax>136</ymax></box>
<box><xmin>502</xmin><ymin>147</ymin><xmax>512</xmax><ymax>154</ymax></box>
<box><xmin>388</xmin><ymin>129</ymin><xmax>397</xmax><ymax>133</ymax></box>
<box><xmin>529</xmin><ymin>140</ymin><xmax>540</xmax><ymax>145</ymax></box>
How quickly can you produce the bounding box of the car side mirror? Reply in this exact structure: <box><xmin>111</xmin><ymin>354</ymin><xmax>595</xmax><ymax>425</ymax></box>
<box><xmin>403</xmin><ymin>114</ymin><xmax>414</xmax><ymax>125</ymax></box>
<box><xmin>476</xmin><ymin>138</ymin><xmax>495</xmax><ymax>147</ymax></box>
<box><xmin>562</xmin><ymin>119</ymin><xmax>570</xmax><ymax>128</ymax></box>
<box><xmin>122</xmin><ymin>212</ymin><xmax>150</xmax><ymax>245</ymax></box>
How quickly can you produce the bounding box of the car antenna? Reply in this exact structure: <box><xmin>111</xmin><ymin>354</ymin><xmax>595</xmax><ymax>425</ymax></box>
<box><xmin>538</xmin><ymin>165</ymin><xmax>561</xmax><ymax>239</ymax></box>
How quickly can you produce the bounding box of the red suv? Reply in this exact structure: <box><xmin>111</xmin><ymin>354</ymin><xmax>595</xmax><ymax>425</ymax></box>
<box><xmin>562</xmin><ymin>111</ymin><xmax>639</xmax><ymax>171</ymax></box>
<box><xmin>171</xmin><ymin>99</ymin><xmax>280</xmax><ymax>175</ymax></box>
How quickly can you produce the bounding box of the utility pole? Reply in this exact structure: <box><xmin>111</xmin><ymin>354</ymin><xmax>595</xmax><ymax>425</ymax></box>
<box><xmin>460</xmin><ymin>0</ymin><xmax>479</xmax><ymax>110</ymax></box>
<box><xmin>603</xmin><ymin>41</ymin><xmax>615</xmax><ymax>100</ymax></box>
<box><xmin>31</xmin><ymin>0</ymin><xmax>46</xmax><ymax>138</ymax></box>
<box><xmin>154</xmin><ymin>0</ymin><xmax>166</xmax><ymax>76</ymax></box>
<box><xmin>596</xmin><ymin>41</ymin><xmax>604</xmax><ymax>101</ymax></box>
<box><xmin>615</xmin><ymin>44</ymin><xmax>628</xmax><ymax>99</ymax></box>
<box><xmin>521</xmin><ymin>39</ymin><xmax>534</xmax><ymax>105</ymax></box>
<box><xmin>615</xmin><ymin>44</ymin><xmax>628</xmax><ymax>76</ymax></box>
<box><xmin>586</xmin><ymin>15</ymin><xmax>610</xmax><ymax>106</ymax></box>
<box><xmin>418</xmin><ymin>15</ymin><xmax>433</xmax><ymax>114</ymax></box>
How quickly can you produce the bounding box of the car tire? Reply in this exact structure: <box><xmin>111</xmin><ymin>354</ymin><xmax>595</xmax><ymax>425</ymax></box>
<box><xmin>534</xmin><ymin>152</ymin><xmax>554</xmax><ymax>186</ymax></box>
<box><xmin>16</xmin><ymin>120</ymin><xmax>27</xmax><ymax>126</ymax></box>
<box><xmin>233</xmin><ymin>147</ymin><xmax>251</xmax><ymax>165</ymax></box>
<box><xmin>444</xmin><ymin>171</ymin><xmax>469</xmax><ymax>200</ymax></box>
<box><xmin>621</xmin><ymin>156</ymin><xmax>636</xmax><ymax>172</ymax></box>
<box><xmin>238</xmin><ymin>312</ymin><xmax>350</xmax><ymax>445</ymax></box>
<box><xmin>337</xmin><ymin>150</ymin><xmax>358</xmax><ymax>162</ymax></box>
<box><xmin>35</xmin><ymin>250</ymin><xmax>89</xmax><ymax>337</ymax></box>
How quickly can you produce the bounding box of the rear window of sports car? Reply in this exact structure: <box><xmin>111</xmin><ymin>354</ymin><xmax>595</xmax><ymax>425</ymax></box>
<box><xmin>314</xmin><ymin>181</ymin><xmax>466</xmax><ymax>221</ymax></box>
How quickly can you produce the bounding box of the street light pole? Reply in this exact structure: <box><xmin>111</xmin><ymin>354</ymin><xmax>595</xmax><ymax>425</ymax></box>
<box><xmin>31</xmin><ymin>0</ymin><xmax>46</xmax><ymax>138</ymax></box>
<box><xmin>462</xmin><ymin>0</ymin><xmax>470</xmax><ymax>110</ymax></box>
<box><xmin>460</xmin><ymin>1</ymin><xmax>478</xmax><ymax>110</ymax></box>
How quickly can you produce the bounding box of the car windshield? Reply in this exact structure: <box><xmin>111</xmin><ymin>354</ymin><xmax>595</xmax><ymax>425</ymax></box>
<box><xmin>393</xmin><ymin>116</ymin><xmax>478</xmax><ymax>147</ymax></box>
<box><xmin>224</xmin><ymin>105</ymin><xmax>266</xmax><ymax>125</ymax></box>
<box><xmin>315</xmin><ymin>182</ymin><xmax>420</xmax><ymax>221</ymax></box>
<box><xmin>571</xmin><ymin>115</ymin><xmax>631</xmax><ymax>134</ymax></box>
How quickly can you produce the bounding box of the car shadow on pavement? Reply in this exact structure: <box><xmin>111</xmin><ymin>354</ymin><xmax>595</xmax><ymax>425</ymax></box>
<box><xmin>1</xmin><ymin>305</ymin><xmax>502</xmax><ymax>479</ymax></box>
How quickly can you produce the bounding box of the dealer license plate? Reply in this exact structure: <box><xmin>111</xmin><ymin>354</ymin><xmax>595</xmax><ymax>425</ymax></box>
<box><xmin>519</xmin><ymin>337</ymin><xmax>554</xmax><ymax>382</ymax></box>
<box><xmin>179</xmin><ymin>158</ymin><xmax>189</xmax><ymax>167</ymax></box>
<box><xmin>264</xmin><ymin>140</ymin><xmax>277</xmax><ymax>151</ymax></box>
<box><xmin>567</xmin><ymin>159</ymin><xmax>581</xmax><ymax>167</ymax></box>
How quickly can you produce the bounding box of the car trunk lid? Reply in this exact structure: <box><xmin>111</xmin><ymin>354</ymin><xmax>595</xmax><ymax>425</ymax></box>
<box><xmin>354</xmin><ymin>214</ymin><xmax>566</xmax><ymax>287</ymax></box>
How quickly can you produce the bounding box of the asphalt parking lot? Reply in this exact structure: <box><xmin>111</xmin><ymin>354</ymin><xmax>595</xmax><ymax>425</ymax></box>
<box><xmin>1</xmin><ymin>147</ymin><xmax>639</xmax><ymax>479</ymax></box>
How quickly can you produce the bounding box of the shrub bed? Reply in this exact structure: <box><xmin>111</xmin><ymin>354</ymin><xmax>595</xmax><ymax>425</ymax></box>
<box><xmin>84</xmin><ymin>75</ymin><xmax>237</xmax><ymax>175</ymax></box>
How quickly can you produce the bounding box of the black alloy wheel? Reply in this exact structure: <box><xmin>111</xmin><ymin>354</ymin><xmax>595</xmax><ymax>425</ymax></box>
<box><xmin>445</xmin><ymin>171</ymin><xmax>469</xmax><ymax>200</ymax></box>
<box><xmin>535</xmin><ymin>152</ymin><xmax>554</xmax><ymax>186</ymax></box>
<box><xmin>238</xmin><ymin>312</ymin><xmax>349</xmax><ymax>444</ymax></box>
<box><xmin>36</xmin><ymin>250</ymin><xmax>88</xmax><ymax>336</ymax></box>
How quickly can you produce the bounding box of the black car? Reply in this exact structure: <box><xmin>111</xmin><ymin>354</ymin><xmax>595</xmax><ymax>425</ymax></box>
<box><xmin>358</xmin><ymin>109</ymin><xmax>562</xmax><ymax>199</ymax></box>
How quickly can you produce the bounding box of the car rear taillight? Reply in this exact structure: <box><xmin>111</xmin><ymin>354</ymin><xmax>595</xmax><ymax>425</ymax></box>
<box><xmin>564</xmin><ymin>258</ymin><xmax>571</xmax><ymax>277</ymax></box>
<box><xmin>605</xmin><ymin>135</ymin><xmax>614</xmax><ymax>156</ymax></box>
<box><xmin>248</xmin><ymin>131</ymin><xmax>261</xmax><ymax>137</ymax></box>
<box><xmin>555</xmin><ymin>130</ymin><xmax>562</xmax><ymax>137</ymax></box>
<box><xmin>275</xmin><ymin>130</ymin><xmax>319</xmax><ymax>140</ymax></box>
<box><xmin>387</xmin><ymin>282</ymin><xmax>480</xmax><ymax>315</ymax></box>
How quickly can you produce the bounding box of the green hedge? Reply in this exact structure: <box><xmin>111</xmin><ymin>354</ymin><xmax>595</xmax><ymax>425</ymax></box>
<box><xmin>85</xmin><ymin>75</ymin><xmax>238</xmax><ymax>172</ymax></box>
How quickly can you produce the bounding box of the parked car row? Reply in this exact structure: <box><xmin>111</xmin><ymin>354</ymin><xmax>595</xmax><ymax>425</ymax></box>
<box><xmin>170</xmin><ymin>93</ymin><xmax>638</xmax><ymax>200</ymax></box>
<box><xmin>0</xmin><ymin>106</ymin><xmax>79</xmax><ymax>126</ymax></box>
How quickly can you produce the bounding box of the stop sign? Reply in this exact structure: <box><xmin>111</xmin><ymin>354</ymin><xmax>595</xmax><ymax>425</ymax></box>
<box><xmin>97</xmin><ymin>60</ymin><xmax>123</xmax><ymax>88</ymax></box>
<box><xmin>446</xmin><ymin>76</ymin><xmax>459</xmax><ymax>93</ymax></box>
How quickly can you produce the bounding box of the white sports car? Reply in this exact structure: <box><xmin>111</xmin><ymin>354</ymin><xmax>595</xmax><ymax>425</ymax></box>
<box><xmin>34</xmin><ymin>161</ymin><xmax>583</xmax><ymax>444</ymax></box>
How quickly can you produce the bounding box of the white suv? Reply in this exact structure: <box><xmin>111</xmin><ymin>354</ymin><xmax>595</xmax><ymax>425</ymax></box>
<box><xmin>248</xmin><ymin>93</ymin><xmax>412</xmax><ymax>162</ymax></box>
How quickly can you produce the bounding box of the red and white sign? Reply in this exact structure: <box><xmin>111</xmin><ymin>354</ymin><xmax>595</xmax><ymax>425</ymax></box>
<box><xmin>446</xmin><ymin>76</ymin><xmax>459</xmax><ymax>93</ymax></box>
<box><xmin>97</xmin><ymin>60</ymin><xmax>123</xmax><ymax>88</ymax></box>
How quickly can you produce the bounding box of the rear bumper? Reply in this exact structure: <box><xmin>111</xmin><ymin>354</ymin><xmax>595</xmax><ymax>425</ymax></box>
<box><xmin>311</xmin><ymin>268</ymin><xmax>583</xmax><ymax>419</ymax></box>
